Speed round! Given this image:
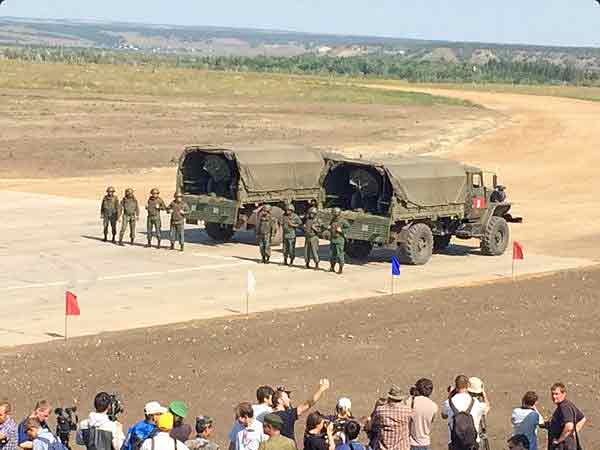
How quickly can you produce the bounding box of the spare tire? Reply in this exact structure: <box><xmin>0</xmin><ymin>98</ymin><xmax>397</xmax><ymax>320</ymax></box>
<box><xmin>480</xmin><ymin>216</ymin><xmax>509</xmax><ymax>256</ymax></box>
<box><xmin>205</xmin><ymin>222</ymin><xmax>235</xmax><ymax>242</ymax></box>
<box><xmin>398</xmin><ymin>223</ymin><xmax>433</xmax><ymax>265</ymax></box>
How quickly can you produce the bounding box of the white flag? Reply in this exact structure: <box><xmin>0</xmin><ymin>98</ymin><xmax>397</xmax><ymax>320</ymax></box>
<box><xmin>247</xmin><ymin>270</ymin><xmax>256</xmax><ymax>295</ymax></box>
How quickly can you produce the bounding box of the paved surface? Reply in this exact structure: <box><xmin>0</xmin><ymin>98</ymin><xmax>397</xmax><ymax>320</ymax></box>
<box><xmin>1</xmin><ymin>191</ymin><xmax>594</xmax><ymax>346</ymax></box>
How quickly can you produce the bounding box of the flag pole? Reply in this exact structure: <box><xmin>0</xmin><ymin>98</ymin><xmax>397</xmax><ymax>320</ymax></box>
<box><xmin>246</xmin><ymin>292</ymin><xmax>249</xmax><ymax>317</ymax></box>
<box><xmin>64</xmin><ymin>314</ymin><xmax>68</xmax><ymax>342</ymax></box>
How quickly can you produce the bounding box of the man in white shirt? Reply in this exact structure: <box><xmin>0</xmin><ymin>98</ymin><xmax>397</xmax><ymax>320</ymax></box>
<box><xmin>441</xmin><ymin>375</ymin><xmax>490</xmax><ymax>449</ymax></box>
<box><xmin>228</xmin><ymin>403</ymin><xmax>266</xmax><ymax>450</ymax></box>
<box><xmin>141</xmin><ymin>412</ymin><xmax>189</xmax><ymax>450</ymax></box>
<box><xmin>253</xmin><ymin>387</ymin><xmax>275</xmax><ymax>424</ymax></box>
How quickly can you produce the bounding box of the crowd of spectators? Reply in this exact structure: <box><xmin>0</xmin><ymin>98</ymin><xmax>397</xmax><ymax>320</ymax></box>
<box><xmin>0</xmin><ymin>377</ymin><xmax>586</xmax><ymax>450</ymax></box>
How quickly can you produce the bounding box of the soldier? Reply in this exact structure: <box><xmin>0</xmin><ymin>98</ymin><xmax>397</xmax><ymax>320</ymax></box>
<box><xmin>146</xmin><ymin>188</ymin><xmax>167</xmax><ymax>248</ymax></box>
<box><xmin>281</xmin><ymin>204</ymin><xmax>302</xmax><ymax>266</ymax></box>
<box><xmin>100</xmin><ymin>186</ymin><xmax>119</xmax><ymax>243</ymax></box>
<box><xmin>118</xmin><ymin>188</ymin><xmax>140</xmax><ymax>246</ymax></box>
<box><xmin>167</xmin><ymin>192</ymin><xmax>190</xmax><ymax>251</ymax></box>
<box><xmin>256</xmin><ymin>205</ymin><xmax>278</xmax><ymax>264</ymax></box>
<box><xmin>303</xmin><ymin>206</ymin><xmax>322</xmax><ymax>270</ymax></box>
<box><xmin>328</xmin><ymin>207</ymin><xmax>350</xmax><ymax>274</ymax></box>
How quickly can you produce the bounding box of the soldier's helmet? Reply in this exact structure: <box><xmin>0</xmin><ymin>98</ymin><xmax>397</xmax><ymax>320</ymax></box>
<box><xmin>286</xmin><ymin>204</ymin><xmax>295</xmax><ymax>212</ymax></box>
<box><xmin>125</xmin><ymin>188</ymin><xmax>134</xmax><ymax>195</ymax></box>
<box><xmin>175</xmin><ymin>192</ymin><xmax>183</xmax><ymax>199</ymax></box>
<box><xmin>106</xmin><ymin>186</ymin><xmax>116</xmax><ymax>193</ymax></box>
<box><xmin>332</xmin><ymin>207</ymin><xmax>342</xmax><ymax>217</ymax></box>
<box><xmin>308</xmin><ymin>207</ymin><xmax>317</xmax><ymax>215</ymax></box>
<box><xmin>150</xmin><ymin>188</ymin><xmax>160</xmax><ymax>195</ymax></box>
<box><xmin>263</xmin><ymin>205</ymin><xmax>272</xmax><ymax>212</ymax></box>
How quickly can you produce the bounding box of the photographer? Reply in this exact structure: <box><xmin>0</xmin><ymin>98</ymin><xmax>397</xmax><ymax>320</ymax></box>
<box><xmin>303</xmin><ymin>412</ymin><xmax>334</xmax><ymax>450</ymax></box>
<box><xmin>77</xmin><ymin>393</ymin><xmax>125</xmax><ymax>450</ymax></box>
<box><xmin>406</xmin><ymin>379</ymin><xmax>437</xmax><ymax>450</ymax></box>
<box><xmin>0</xmin><ymin>401</ymin><xmax>17</xmax><ymax>450</ymax></box>
<box><xmin>18</xmin><ymin>401</ymin><xmax>52</xmax><ymax>450</ymax></box>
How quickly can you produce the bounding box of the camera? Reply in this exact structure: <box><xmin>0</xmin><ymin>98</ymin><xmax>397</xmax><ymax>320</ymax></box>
<box><xmin>107</xmin><ymin>394</ymin><xmax>124</xmax><ymax>422</ymax></box>
<box><xmin>54</xmin><ymin>407</ymin><xmax>78</xmax><ymax>450</ymax></box>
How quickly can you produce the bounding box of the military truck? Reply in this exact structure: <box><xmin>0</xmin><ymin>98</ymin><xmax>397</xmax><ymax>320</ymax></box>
<box><xmin>176</xmin><ymin>145</ymin><xmax>324</xmax><ymax>242</ymax></box>
<box><xmin>319</xmin><ymin>155</ymin><xmax>521</xmax><ymax>265</ymax></box>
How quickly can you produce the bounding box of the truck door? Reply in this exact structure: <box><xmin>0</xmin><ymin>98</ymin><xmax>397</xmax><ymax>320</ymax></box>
<box><xmin>467</xmin><ymin>172</ymin><xmax>487</xmax><ymax>221</ymax></box>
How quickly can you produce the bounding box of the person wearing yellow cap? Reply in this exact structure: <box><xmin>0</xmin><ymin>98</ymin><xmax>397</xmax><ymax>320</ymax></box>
<box><xmin>140</xmin><ymin>412</ymin><xmax>190</xmax><ymax>450</ymax></box>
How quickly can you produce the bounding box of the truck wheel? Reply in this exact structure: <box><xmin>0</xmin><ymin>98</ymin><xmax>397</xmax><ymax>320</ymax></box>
<box><xmin>398</xmin><ymin>223</ymin><xmax>433</xmax><ymax>265</ymax></box>
<box><xmin>480</xmin><ymin>216</ymin><xmax>509</xmax><ymax>256</ymax></box>
<box><xmin>345</xmin><ymin>240</ymin><xmax>373</xmax><ymax>261</ymax></box>
<box><xmin>433</xmin><ymin>235</ymin><xmax>452</xmax><ymax>253</ymax></box>
<box><xmin>205</xmin><ymin>222</ymin><xmax>235</xmax><ymax>242</ymax></box>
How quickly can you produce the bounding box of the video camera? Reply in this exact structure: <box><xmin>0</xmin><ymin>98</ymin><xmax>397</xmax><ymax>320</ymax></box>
<box><xmin>54</xmin><ymin>407</ymin><xmax>78</xmax><ymax>450</ymax></box>
<box><xmin>107</xmin><ymin>394</ymin><xmax>124</xmax><ymax>422</ymax></box>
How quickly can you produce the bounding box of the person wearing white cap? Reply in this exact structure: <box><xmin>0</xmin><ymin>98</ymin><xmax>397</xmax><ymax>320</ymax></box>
<box><xmin>467</xmin><ymin>377</ymin><xmax>491</xmax><ymax>450</ymax></box>
<box><xmin>121</xmin><ymin>402</ymin><xmax>168</xmax><ymax>450</ymax></box>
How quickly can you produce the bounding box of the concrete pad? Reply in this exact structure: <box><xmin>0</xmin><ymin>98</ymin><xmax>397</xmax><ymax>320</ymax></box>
<box><xmin>0</xmin><ymin>191</ymin><xmax>595</xmax><ymax>346</ymax></box>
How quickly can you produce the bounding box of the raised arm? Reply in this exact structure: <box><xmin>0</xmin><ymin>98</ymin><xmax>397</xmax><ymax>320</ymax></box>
<box><xmin>296</xmin><ymin>378</ymin><xmax>330</xmax><ymax>416</ymax></box>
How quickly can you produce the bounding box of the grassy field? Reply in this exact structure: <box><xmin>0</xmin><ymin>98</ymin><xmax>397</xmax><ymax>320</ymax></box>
<box><xmin>0</xmin><ymin>59</ymin><xmax>476</xmax><ymax>107</ymax></box>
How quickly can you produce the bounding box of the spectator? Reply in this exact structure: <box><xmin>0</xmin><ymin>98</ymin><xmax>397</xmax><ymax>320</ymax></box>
<box><xmin>364</xmin><ymin>398</ymin><xmax>387</xmax><ymax>450</ymax></box>
<box><xmin>272</xmin><ymin>379</ymin><xmax>330</xmax><ymax>441</ymax></box>
<box><xmin>467</xmin><ymin>377</ymin><xmax>490</xmax><ymax>450</ymax></box>
<box><xmin>370</xmin><ymin>385</ymin><xmax>413</xmax><ymax>450</ymax></box>
<box><xmin>254</xmin><ymin>387</ymin><xmax>275</xmax><ymax>424</ymax></box>
<box><xmin>170</xmin><ymin>402</ymin><xmax>192</xmax><ymax>443</ymax></box>
<box><xmin>0</xmin><ymin>401</ymin><xmax>18</xmax><ymax>450</ymax></box>
<box><xmin>121</xmin><ymin>402</ymin><xmax>167</xmax><ymax>450</ymax></box>
<box><xmin>76</xmin><ymin>392</ymin><xmax>126</xmax><ymax>450</ymax></box>
<box><xmin>23</xmin><ymin>419</ymin><xmax>57</xmax><ymax>450</ymax></box>
<box><xmin>336</xmin><ymin>422</ymin><xmax>364</xmax><ymax>450</ymax></box>
<box><xmin>258</xmin><ymin>414</ymin><xmax>296</xmax><ymax>450</ymax></box>
<box><xmin>17</xmin><ymin>402</ymin><xmax>52</xmax><ymax>450</ymax></box>
<box><xmin>185</xmin><ymin>417</ymin><xmax>219</xmax><ymax>450</ymax></box>
<box><xmin>140</xmin><ymin>413</ymin><xmax>189</xmax><ymax>450</ymax></box>
<box><xmin>328</xmin><ymin>398</ymin><xmax>353</xmax><ymax>431</ymax></box>
<box><xmin>406</xmin><ymin>378</ymin><xmax>438</xmax><ymax>450</ymax></box>
<box><xmin>303</xmin><ymin>412</ymin><xmax>333</xmax><ymax>450</ymax></box>
<box><xmin>507</xmin><ymin>435</ymin><xmax>530</xmax><ymax>450</ymax></box>
<box><xmin>228</xmin><ymin>403</ymin><xmax>266</xmax><ymax>450</ymax></box>
<box><xmin>441</xmin><ymin>375</ymin><xmax>489</xmax><ymax>450</ymax></box>
<box><xmin>511</xmin><ymin>392</ymin><xmax>544</xmax><ymax>450</ymax></box>
<box><xmin>547</xmin><ymin>383</ymin><xmax>586</xmax><ymax>450</ymax></box>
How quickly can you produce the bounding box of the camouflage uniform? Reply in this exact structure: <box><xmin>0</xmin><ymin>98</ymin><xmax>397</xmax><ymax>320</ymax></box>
<box><xmin>168</xmin><ymin>194</ymin><xmax>190</xmax><ymax>251</ymax></box>
<box><xmin>100</xmin><ymin>187</ymin><xmax>119</xmax><ymax>243</ymax></box>
<box><xmin>281</xmin><ymin>206</ymin><xmax>302</xmax><ymax>266</ymax></box>
<box><xmin>146</xmin><ymin>189</ymin><xmax>167</xmax><ymax>248</ymax></box>
<box><xmin>256</xmin><ymin>206</ymin><xmax>277</xmax><ymax>264</ymax></box>
<box><xmin>303</xmin><ymin>208</ymin><xmax>322</xmax><ymax>269</ymax></box>
<box><xmin>118</xmin><ymin>189</ymin><xmax>140</xmax><ymax>245</ymax></box>
<box><xmin>328</xmin><ymin>208</ymin><xmax>350</xmax><ymax>274</ymax></box>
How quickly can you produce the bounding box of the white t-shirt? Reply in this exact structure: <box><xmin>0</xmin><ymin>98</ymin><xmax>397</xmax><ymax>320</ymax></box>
<box><xmin>441</xmin><ymin>393</ymin><xmax>487</xmax><ymax>444</ymax></box>
<box><xmin>252</xmin><ymin>404</ymin><xmax>273</xmax><ymax>423</ymax></box>
<box><xmin>229</xmin><ymin>420</ymin><xmax>267</xmax><ymax>450</ymax></box>
<box><xmin>140</xmin><ymin>432</ymin><xmax>190</xmax><ymax>450</ymax></box>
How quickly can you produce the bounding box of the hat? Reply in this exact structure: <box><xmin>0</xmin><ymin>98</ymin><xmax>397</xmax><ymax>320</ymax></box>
<box><xmin>468</xmin><ymin>377</ymin><xmax>484</xmax><ymax>394</ymax></box>
<box><xmin>144</xmin><ymin>401</ymin><xmax>168</xmax><ymax>415</ymax></box>
<box><xmin>263</xmin><ymin>413</ymin><xmax>284</xmax><ymax>429</ymax></box>
<box><xmin>387</xmin><ymin>385</ymin><xmax>404</xmax><ymax>401</ymax></box>
<box><xmin>157</xmin><ymin>412</ymin><xmax>174</xmax><ymax>431</ymax></box>
<box><xmin>276</xmin><ymin>385</ymin><xmax>292</xmax><ymax>394</ymax></box>
<box><xmin>195</xmin><ymin>416</ymin><xmax>214</xmax><ymax>434</ymax></box>
<box><xmin>336</xmin><ymin>397</ymin><xmax>352</xmax><ymax>410</ymax></box>
<box><xmin>169</xmin><ymin>401</ymin><xmax>188</xmax><ymax>418</ymax></box>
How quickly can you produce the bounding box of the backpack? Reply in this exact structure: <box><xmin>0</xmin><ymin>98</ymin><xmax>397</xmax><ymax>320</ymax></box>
<box><xmin>132</xmin><ymin>428</ymin><xmax>158</xmax><ymax>450</ymax></box>
<box><xmin>449</xmin><ymin>398</ymin><xmax>478</xmax><ymax>450</ymax></box>
<box><xmin>36</xmin><ymin>436</ymin><xmax>68</xmax><ymax>450</ymax></box>
<box><xmin>81</xmin><ymin>425</ymin><xmax>114</xmax><ymax>450</ymax></box>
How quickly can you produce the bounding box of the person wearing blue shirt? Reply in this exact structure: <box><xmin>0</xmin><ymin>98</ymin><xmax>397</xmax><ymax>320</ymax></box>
<box><xmin>121</xmin><ymin>402</ymin><xmax>167</xmax><ymax>450</ymax></box>
<box><xmin>17</xmin><ymin>402</ymin><xmax>51</xmax><ymax>450</ymax></box>
<box><xmin>335</xmin><ymin>421</ymin><xmax>364</xmax><ymax>450</ymax></box>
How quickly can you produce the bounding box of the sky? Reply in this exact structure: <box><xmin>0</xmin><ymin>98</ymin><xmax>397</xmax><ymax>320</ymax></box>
<box><xmin>1</xmin><ymin>0</ymin><xmax>599</xmax><ymax>47</ymax></box>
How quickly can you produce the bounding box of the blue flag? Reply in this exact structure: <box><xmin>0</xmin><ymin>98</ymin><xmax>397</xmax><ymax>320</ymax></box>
<box><xmin>391</xmin><ymin>256</ymin><xmax>400</xmax><ymax>276</ymax></box>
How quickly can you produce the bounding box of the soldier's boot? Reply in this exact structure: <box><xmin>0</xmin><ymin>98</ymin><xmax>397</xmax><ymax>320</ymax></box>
<box><xmin>103</xmin><ymin>233</ymin><xmax>108</xmax><ymax>242</ymax></box>
<box><xmin>329</xmin><ymin>262</ymin><xmax>336</xmax><ymax>273</ymax></box>
<box><xmin>146</xmin><ymin>238</ymin><xmax>151</xmax><ymax>248</ymax></box>
<box><xmin>118</xmin><ymin>239</ymin><xmax>124</xmax><ymax>246</ymax></box>
<box><xmin>157</xmin><ymin>239</ymin><xmax>161</xmax><ymax>249</ymax></box>
<box><xmin>337</xmin><ymin>263</ymin><xmax>344</xmax><ymax>275</ymax></box>
<box><xmin>130</xmin><ymin>236</ymin><xmax>134</xmax><ymax>245</ymax></box>
<box><xmin>111</xmin><ymin>234</ymin><xmax>116</xmax><ymax>244</ymax></box>
<box><xmin>265</xmin><ymin>256</ymin><xmax>270</xmax><ymax>264</ymax></box>
<box><xmin>170</xmin><ymin>242</ymin><xmax>175</xmax><ymax>250</ymax></box>
<box><xmin>305</xmin><ymin>261</ymin><xmax>310</xmax><ymax>269</ymax></box>
<box><xmin>314</xmin><ymin>261</ymin><xmax>319</xmax><ymax>270</ymax></box>
<box><xmin>180</xmin><ymin>244</ymin><xmax>184</xmax><ymax>252</ymax></box>
<box><xmin>290</xmin><ymin>257</ymin><xmax>295</xmax><ymax>266</ymax></box>
<box><xmin>283</xmin><ymin>257</ymin><xmax>288</xmax><ymax>266</ymax></box>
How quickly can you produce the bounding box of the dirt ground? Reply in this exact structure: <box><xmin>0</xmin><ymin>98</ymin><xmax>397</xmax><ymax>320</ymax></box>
<box><xmin>2</xmin><ymin>266</ymin><xmax>599</xmax><ymax>449</ymax></box>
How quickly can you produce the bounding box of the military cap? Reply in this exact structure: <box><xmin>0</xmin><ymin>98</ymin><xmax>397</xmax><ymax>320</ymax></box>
<box><xmin>263</xmin><ymin>205</ymin><xmax>272</xmax><ymax>212</ymax></box>
<box><xmin>106</xmin><ymin>186</ymin><xmax>116</xmax><ymax>193</ymax></box>
<box><xmin>125</xmin><ymin>188</ymin><xmax>134</xmax><ymax>195</ymax></box>
<box><xmin>175</xmin><ymin>192</ymin><xmax>183</xmax><ymax>198</ymax></box>
<box><xmin>286</xmin><ymin>204</ymin><xmax>295</xmax><ymax>212</ymax></box>
<box><xmin>332</xmin><ymin>207</ymin><xmax>342</xmax><ymax>216</ymax></box>
<box><xmin>263</xmin><ymin>413</ymin><xmax>284</xmax><ymax>429</ymax></box>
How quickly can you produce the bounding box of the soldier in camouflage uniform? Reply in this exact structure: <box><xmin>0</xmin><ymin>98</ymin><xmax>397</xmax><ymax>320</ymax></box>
<box><xmin>256</xmin><ymin>205</ymin><xmax>278</xmax><ymax>264</ymax></box>
<box><xmin>100</xmin><ymin>186</ymin><xmax>119</xmax><ymax>243</ymax></box>
<box><xmin>118</xmin><ymin>188</ymin><xmax>140</xmax><ymax>246</ymax></box>
<box><xmin>328</xmin><ymin>207</ymin><xmax>350</xmax><ymax>274</ymax></box>
<box><xmin>146</xmin><ymin>188</ymin><xmax>167</xmax><ymax>248</ymax></box>
<box><xmin>281</xmin><ymin>204</ymin><xmax>302</xmax><ymax>266</ymax></box>
<box><xmin>303</xmin><ymin>206</ymin><xmax>322</xmax><ymax>270</ymax></box>
<box><xmin>167</xmin><ymin>192</ymin><xmax>190</xmax><ymax>251</ymax></box>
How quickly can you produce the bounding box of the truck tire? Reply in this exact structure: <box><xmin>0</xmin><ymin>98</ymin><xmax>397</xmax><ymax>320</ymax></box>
<box><xmin>433</xmin><ymin>235</ymin><xmax>452</xmax><ymax>253</ymax></box>
<box><xmin>480</xmin><ymin>216</ymin><xmax>509</xmax><ymax>256</ymax></box>
<box><xmin>205</xmin><ymin>222</ymin><xmax>235</xmax><ymax>242</ymax></box>
<box><xmin>398</xmin><ymin>223</ymin><xmax>434</xmax><ymax>265</ymax></box>
<box><xmin>345</xmin><ymin>240</ymin><xmax>373</xmax><ymax>261</ymax></box>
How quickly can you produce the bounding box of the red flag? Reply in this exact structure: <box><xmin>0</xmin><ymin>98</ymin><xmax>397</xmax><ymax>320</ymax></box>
<box><xmin>513</xmin><ymin>241</ymin><xmax>524</xmax><ymax>260</ymax></box>
<box><xmin>65</xmin><ymin>291</ymin><xmax>80</xmax><ymax>316</ymax></box>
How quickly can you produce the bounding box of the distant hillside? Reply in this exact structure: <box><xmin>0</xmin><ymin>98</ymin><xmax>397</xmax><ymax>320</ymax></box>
<box><xmin>1</xmin><ymin>17</ymin><xmax>600</xmax><ymax>72</ymax></box>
